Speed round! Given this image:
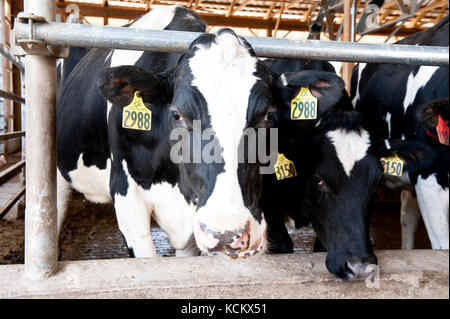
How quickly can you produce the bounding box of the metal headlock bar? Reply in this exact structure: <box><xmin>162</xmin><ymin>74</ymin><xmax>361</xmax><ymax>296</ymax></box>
<box><xmin>12</xmin><ymin>19</ymin><xmax>449</xmax><ymax>66</ymax></box>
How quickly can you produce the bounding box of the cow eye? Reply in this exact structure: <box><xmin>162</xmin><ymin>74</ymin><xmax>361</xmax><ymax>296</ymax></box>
<box><xmin>172</xmin><ymin>110</ymin><xmax>182</xmax><ymax>121</ymax></box>
<box><xmin>264</xmin><ymin>111</ymin><xmax>275</xmax><ymax>123</ymax></box>
<box><xmin>312</xmin><ymin>175</ymin><xmax>326</xmax><ymax>190</ymax></box>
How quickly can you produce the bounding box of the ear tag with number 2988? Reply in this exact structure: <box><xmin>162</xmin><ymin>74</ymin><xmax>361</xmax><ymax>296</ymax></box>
<box><xmin>122</xmin><ymin>91</ymin><xmax>152</xmax><ymax>131</ymax></box>
<box><xmin>290</xmin><ymin>87</ymin><xmax>317</xmax><ymax>120</ymax></box>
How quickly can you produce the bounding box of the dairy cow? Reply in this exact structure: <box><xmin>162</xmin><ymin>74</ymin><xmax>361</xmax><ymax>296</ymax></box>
<box><xmin>57</xmin><ymin>5</ymin><xmax>283</xmax><ymax>258</ymax></box>
<box><xmin>351</xmin><ymin>16</ymin><xmax>449</xmax><ymax>249</ymax></box>
<box><xmin>261</xmin><ymin>69</ymin><xmax>382</xmax><ymax>280</ymax></box>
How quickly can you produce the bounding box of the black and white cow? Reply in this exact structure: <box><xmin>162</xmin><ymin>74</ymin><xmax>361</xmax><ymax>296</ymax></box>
<box><xmin>260</xmin><ymin>68</ymin><xmax>382</xmax><ymax>280</ymax></box>
<box><xmin>351</xmin><ymin>16</ymin><xmax>449</xmax><ymax>250</ymax></box>
<box><xmin>57</xmin><ymin>6</ymin><xmax>279</xmax><ymax>259</ymax></box>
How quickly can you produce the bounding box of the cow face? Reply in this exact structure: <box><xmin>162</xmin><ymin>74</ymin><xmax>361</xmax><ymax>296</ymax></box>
<box><xmin>306</xmin><ymin>112</ymin><xmax>382</xmax><ymax>280</ymax></box>
<box><xmin>174</xmin><ymin>29</ymin><xmax>275</xmax><ymax>257</ymax></box>
<box><xmin>272</xmin><ymin>71</ymin><xmax>382</xmax><ymax>280</ymax></box>
<box><xmin>99</xmin><ymin>29</ymin><xmax>276</xmax><ymax>258</ymax></box>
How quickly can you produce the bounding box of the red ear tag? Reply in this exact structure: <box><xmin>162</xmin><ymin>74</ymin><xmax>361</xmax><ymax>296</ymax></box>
<box><xmin>436</xmin><ymin>115</ymin><xmax>449</xmax><ymax>146</ymax></box>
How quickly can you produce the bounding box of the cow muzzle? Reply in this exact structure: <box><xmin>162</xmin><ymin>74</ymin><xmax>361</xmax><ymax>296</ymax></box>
<box><xmin>194</xmin><ymin>219</ymin><xmax>266</xmax><ymax>258</ymax></box>
<box><xmin>342</xmin><ymin>256</ymin><xmax>378</xmax><ymax>281</ymax></box>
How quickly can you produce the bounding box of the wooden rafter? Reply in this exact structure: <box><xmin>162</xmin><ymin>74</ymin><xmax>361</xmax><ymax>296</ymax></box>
<box><xmin>264</xmin><ymin>2</ymin><xmax>277</xmax><ymax>20</ymax></box>
<box><xmin>273</xmin><ymin>1</ymin><xmax>285</xmax><ymax>37</ymax></box>
<box><xmin>226</xmin><ymin>0</ymin><xmax>238</xmax><ymax>17</ymax></box>
<box><xmin>434</xmin><ymin>4</ymin><xmax>449</xmax><ymax>24</ymax></box>
<box><xmin>229</xmin><ymin>0</ymin><xmax>253</xmax><ymax>17</ymax></box>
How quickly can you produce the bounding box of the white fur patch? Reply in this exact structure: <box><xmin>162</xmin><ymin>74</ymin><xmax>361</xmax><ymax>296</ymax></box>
<box><xmin>351</xmin><ymin>63</ymin><xmax>367</xmax><ymax>108</ymax></box>
<box><xmin>385</xmin><ymin>111</ymin><xmax>392</xmax><ymax>137</ymax></box>
<box><xmin>144</xmin><ymin>182</ymin><xmax>196</xmax><ymax>250</ymax></box>
<box><xmin>327</xmin><ymin>128</ymin><xmax>371</xmax><ymax>177</ymax></box>
<box><xmin>415</xmin><ymin>174</ymin><xmax>449</xmax><ymax>249</ymax></box>
<box><xmin>57</xmin><ymin>169</ymin><xmax>73</xmax><ymax>240</ymax></box>
<box><xmin>403</xmin><ymin>66</ymin><xmax>439</xmax><ymax>113</ymax></box>
<box><xmin>67</xmin><ymin>154</ymin><xmax>111</xmax><ymax>203</ymax></box>
<box><xmin>129</xmin><ymin>5</ymin><xmax>177</xmax><ymax>30</ymax></box>
<box><xmin>114</xmin><ymin>160</ymin><xmax>196</xmax><ymax>257</ymax></box>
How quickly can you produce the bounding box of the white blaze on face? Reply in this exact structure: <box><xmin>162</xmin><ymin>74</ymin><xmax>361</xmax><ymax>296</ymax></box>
<box><xmin>327</xmin><ymin>128</ymin><xmax>371</xmax><ymax>177</ymax></box>
<box><xmin>189</xmin><ymin>33</ymin><xmax>265</xmax><ymax>240</ymax></box>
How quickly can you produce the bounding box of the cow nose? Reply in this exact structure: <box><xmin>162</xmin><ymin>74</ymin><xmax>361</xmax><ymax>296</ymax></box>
<box><xmin>198</xmin><ymin>221</ymin><xmax>250</xmax><ymax>253</ymax></box>
<box><xmin>345</xmin><ymin>259</ymin><xmax>378</xmax><ymax>281</ymax></box>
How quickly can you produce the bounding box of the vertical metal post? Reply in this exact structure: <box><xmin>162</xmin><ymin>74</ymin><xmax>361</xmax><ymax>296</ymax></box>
<box><xmin>24</xmin><ymin>0</ymin><xmax>57</xmax><ymax>280</ymax></box>
<box><xmin>342</xmin><ymin>0</ymin><xmax>354</xmax><ymax>93</ymax></box>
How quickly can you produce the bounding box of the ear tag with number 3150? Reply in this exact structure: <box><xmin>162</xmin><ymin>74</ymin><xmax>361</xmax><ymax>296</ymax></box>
<box><xmin>274</xmin><ymin>153</ymin><xmax>297</xmax><ymax>180</ymax></box>
<box><xmin>290</xmin><ymin>87</ymin><xmax>317</xmax><ymax>120</ymax></box>
<box><xmin>122</xmin><ymin>91</ymin><xmax>152</xmax><ymax>131</ymax></box>
<box><xmin>380</xmin><ymin>153</ymin><xmax>404</xmax><ymax>177</ymax></box>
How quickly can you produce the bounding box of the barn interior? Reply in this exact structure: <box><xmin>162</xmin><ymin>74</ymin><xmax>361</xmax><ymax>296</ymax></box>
<box><xmin>0</xmin><ymin>0</ymin><xmax>448</xmax><ymax>299</ymax></box>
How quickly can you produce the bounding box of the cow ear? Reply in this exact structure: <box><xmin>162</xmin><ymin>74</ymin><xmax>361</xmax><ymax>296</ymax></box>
<box><xmin>273</xmin><ymin>70</ymin><xmax>353</xmax><ymax>113</ymax></box>
<box><xmin>382</xmin><ymin>139</ymin><xmax>438</xmax><ymax>172</ymax></box>
<box><xmin>99</xmin><ymin>65</ymin><xmax>169</xmax><ymax>107</ymax></box>
<box><xmin>419</xmin><ymin>98</ymin><xmax>449</xmax><ymax>129</ymax></box>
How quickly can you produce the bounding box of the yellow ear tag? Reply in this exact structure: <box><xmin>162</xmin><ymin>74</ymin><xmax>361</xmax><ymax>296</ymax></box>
<box><xmin>122</xmin><ymin>91</ymin><xmax>152</xmax><ymax>131</ymax></box>
<box><xmin>380</xmin><ymin>153</ymin><xmax>404</xmax><ymax>177</ymax></box>
<box><xmin>290</xmin><ymin>87</ymin><xmax>318</xmax><ymax>120</ymax></box>
<box><xmin>274</xmin><ymin>153</ymin><xmax>297</xmax><ymax>180</ymax></box>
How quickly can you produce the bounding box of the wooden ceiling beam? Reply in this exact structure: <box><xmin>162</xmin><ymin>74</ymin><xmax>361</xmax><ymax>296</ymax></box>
<box><xmin>273</xmin><ymin>2</ymin><xmax>286</xmax><ymax>37</ymax></box>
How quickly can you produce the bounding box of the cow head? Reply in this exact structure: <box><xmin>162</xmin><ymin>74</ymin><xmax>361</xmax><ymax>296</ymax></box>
<box><xmin>271</xmin><ymin>71</ymin><xmax>382</xmax><ymax>281</ymax></box>
<box><xmin>99</xmin><ymin>29</ymin><xmax>275</xmax><ymax>258</ymax></box>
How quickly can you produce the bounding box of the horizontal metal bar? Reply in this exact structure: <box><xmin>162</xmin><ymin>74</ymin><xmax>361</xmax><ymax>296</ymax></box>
<box><xmin>12</xmin><ymin>21</ymin><xmax>449</xmax><ymax>66</ymax></box>
<box><xmin>0</xmin><ymin>160</ymin><xmax>25</xmax><ymax>187</ymax></box>
<box><xmin>0</xmin><ymin>186</ymin><xmax>25</xmax><ymax>219</ymax></box>
<box><xmin>0</xmin><ymin>131</ymin><xmax>25</xmax><ymax>142</ymax></box>
<box><xmin>0</xmin><ymin>43</ymin><xmax>25</xmax><ymax>70</ymax></box>
<box><xmin>0</xmin><ymin>89</ymin><xmax>25</xmax><ymax>104</ymax></box>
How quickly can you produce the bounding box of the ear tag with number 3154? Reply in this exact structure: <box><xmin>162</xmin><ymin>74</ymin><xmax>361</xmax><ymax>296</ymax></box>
<box><xmin>290</xmin><ymin>87</ymin><xmax>317</xmax><ymax>120</ymax></box>
<box><xmin>122</xmin><ymin>91</ymin><xmax>152</xmax><ymax>131</ymax></box>
<box><xmin>380</xmin><ymin>153</ymin><xmax>404</xmax><ymax>177</ymax></box>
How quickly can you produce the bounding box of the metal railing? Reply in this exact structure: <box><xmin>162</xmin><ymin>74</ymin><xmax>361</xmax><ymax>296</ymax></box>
<box><xmin>0</xmin><ymin>43</ymin><xmax>24</xmax><ymax>70</ymax></box>
<box><xmin>12</xmin><ymin>21</ymin><xmax>449</xmax><ymax>66</ymax></box>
